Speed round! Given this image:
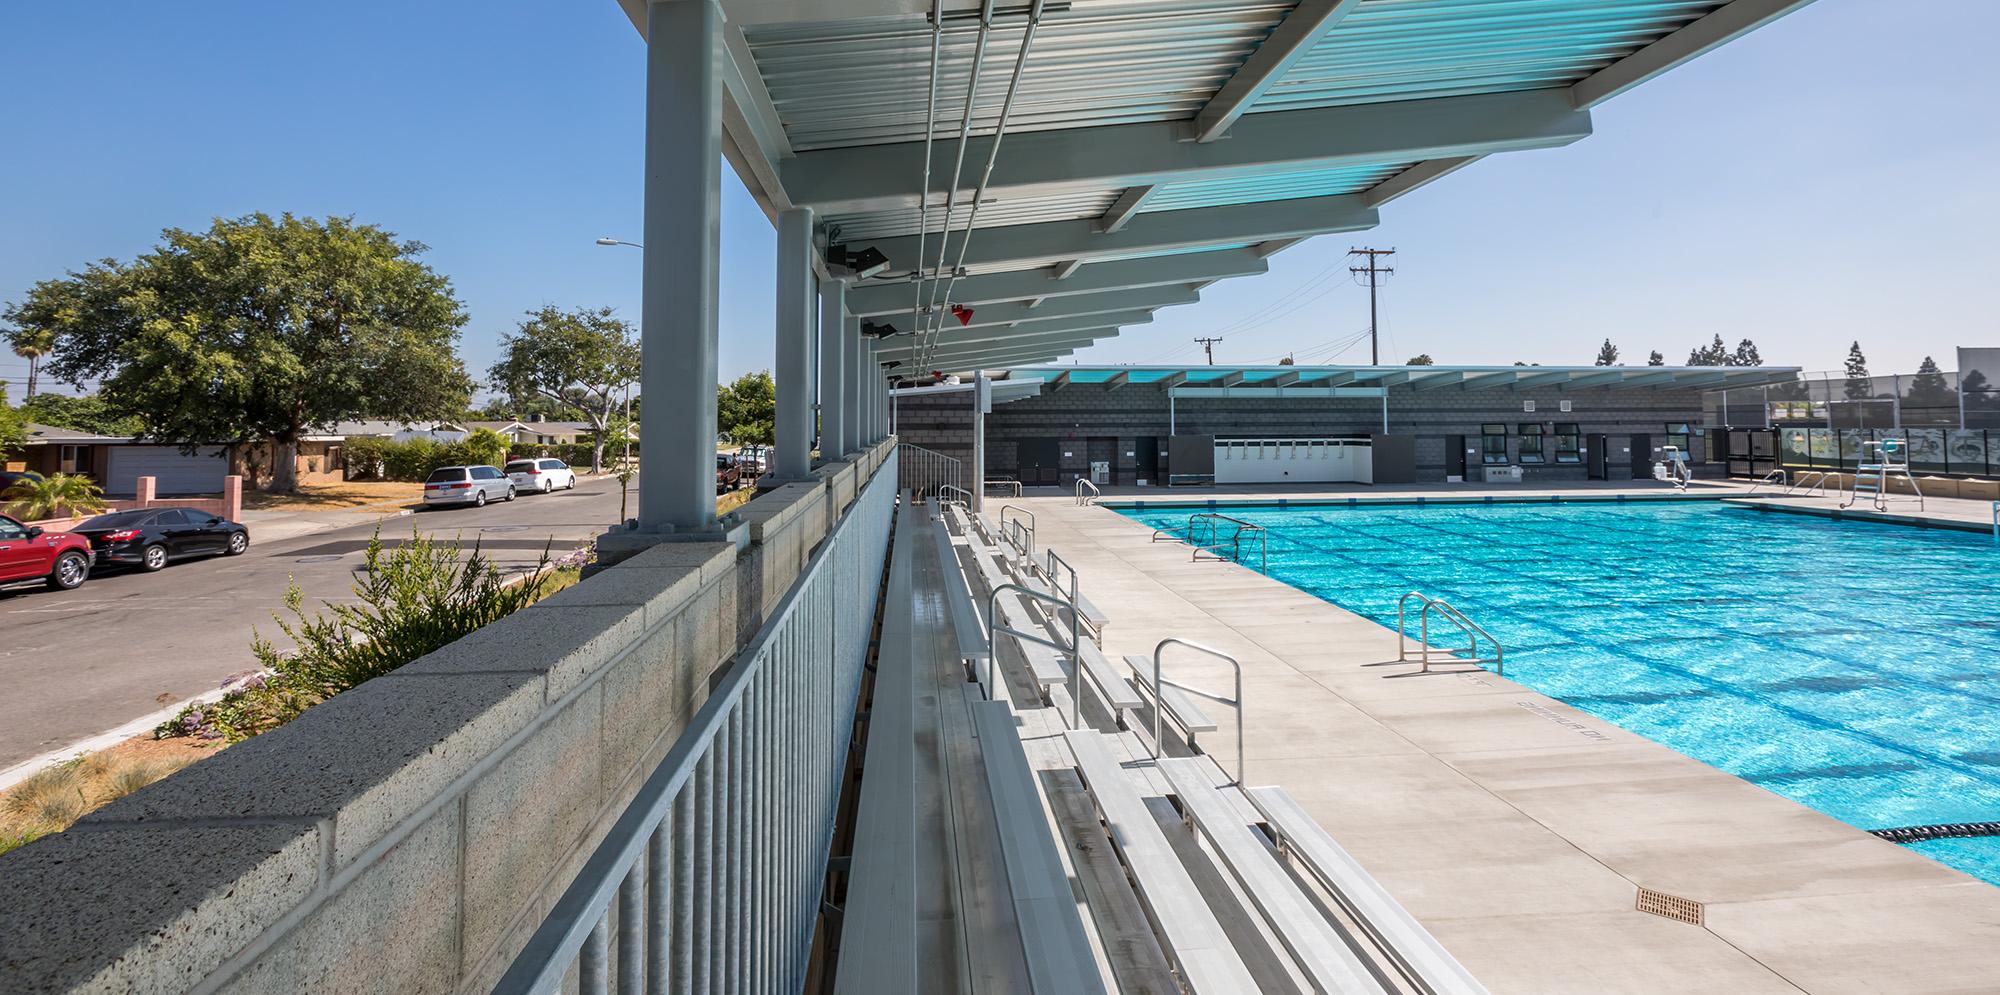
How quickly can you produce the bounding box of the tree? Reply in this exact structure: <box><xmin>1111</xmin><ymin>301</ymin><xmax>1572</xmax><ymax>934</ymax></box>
<box><xmin>1843</xmin><ymin>341</ymin><xmax>1873</xmax><ymax>400</ymax></box>
<box><xmin>716</xmin><ymin>370</ymin><xmax>776</xmax><ymax>446</ymax></box>
<box><xmin>1904</xmin><ymin>355</ymin><xmax>1955</xmax><ymax>412</ymax></box>
<box><xmin>21</xmin><ymin>393</ymin><xmax>143</xmax><ymax>437</ymax></box>
<box><xmin>1687</xmin><ymin>334</ymin><xmax>1731</xmax><ymax>366</ymax></box>
<box><xmin>1277</xmin><ymin>354</ymin><xmax>1295</xmax><ymax>366</ymax></box>
<box><xmin>1405</xmin><ymin>354</ymin><xmax>1434</xmax><ymax>366</ymax></box>
<box><xmin>468</xmin><ymin>393</ymin><xmax>583</xmax><ymax>423</ymax></box>
<box><xmin>5</xmin><ymin>325</ymin><xmax>54</xmax><ymax>398</ymax></box>
<box><xmin>489</xmin><ymin>306</ymin><xmax>640</xmax><ymax>473</ymax></box>
<box><xmin>1731</xmin><ymin>339</ymin><xmax>1763</xmax><ymax>367</ymax></box>
<box><xmin>1647</xmin><ymin>350</ymin><xmax>1665</xmax><ymax>366</ymax></box>
<box><xmin>7</xmin><ymin>213</ymin><xmax>473</xmax><ymax>493</ymax></box>
<box><xmin>0</xmin><ymin>382</ymin><xmax>24</xmax><ymax>461</ymax></box>
<box><xmin>1594</xmin><ymin>339</ymin><xmax>1619</xmax><ymax>366</ymax></box>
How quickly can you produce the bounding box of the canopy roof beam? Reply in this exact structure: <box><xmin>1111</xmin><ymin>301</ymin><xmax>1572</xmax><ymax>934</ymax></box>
<box><xmin>1192</xmin><ymin>0</ymin><xmax>1364</xmax><ymax>143</ymax></box>
<box><xmin>784</xmin><ymin>89</ymin><xmax>1591</xmax><ymax>216</ymax></box>
<box><xmin>844</xmin><ymin>248</ymin><xmax>1264</xmax><ymax>315</ymax></box>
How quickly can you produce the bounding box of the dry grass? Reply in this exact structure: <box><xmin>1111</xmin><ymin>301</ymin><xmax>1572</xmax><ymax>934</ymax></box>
<box><xmin>718</xmin><ymin>486</ymin><xmax>757</xmax><ymax>516</ymax></box>
<box><xmin>242</xmin><ymin>480</ymin><xmax>424</xmax><ymax>512</ymax></box>
<box><xmin>0</xmin><ymin>737</ymin><xmax>213</xmax><ymax>855</ymax></box>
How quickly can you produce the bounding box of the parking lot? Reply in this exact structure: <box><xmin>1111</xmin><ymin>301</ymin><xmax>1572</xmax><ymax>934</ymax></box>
<box><xmin>0</xmin><ymin>474</ymin><xmax>630</xmax><ymax>769</ymax></box>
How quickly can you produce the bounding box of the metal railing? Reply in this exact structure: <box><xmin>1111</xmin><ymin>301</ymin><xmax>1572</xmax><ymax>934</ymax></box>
<box><xmin>937</xmin><ymin>483</ymin><xmax>972</xmax><ymax>507</ymax></box>
<box><xmin>1148</xmin><ymin>639</ymin><xmax>1245</xmax><ymax>786</ymax></box>
<box><xmin>1785</xmin><ymin>471</ymin><xmax>1832</xmax><ymax>497</ymax></box>
<box><xmin>1746</xmin><ymin>469</ymin><xmax>1788</xmax><ymax>494</ymax></box>
<box><xmin>985</xmin><ymin>583</ymin><xmax>1083</xmax><ymax>725</ymax></box>
<box><xmin>1074</xmin><ymin>477</ymin><xmax>1100</xmax><ymax>506</ymax></box>
<box><xmin>898</xmin><ymin>443</ymin><xmax>962</xmax><ymax>501</ymax></box>
<box><xmin>493</xmin><ymin>449</ymin><xmax>897</xmax><ymax>995</ymax></box>
<box><xmin>985</xmin><ymin>477</ymin><xmax>1023</xmax><ymax>497</ymax></box>
<box><xmin>1396</xmin><ymin>592</ymin><xmax>1503</xmax><ymax>675</ymax></box>
<box><xmin>999</xmin><ymin>504</ymin><xmax>1035</xmax><ymax>558</ymax></box>
<box><xmin>1189</xmin><ymin>513</ymin><xmax>1267</xmax><ymax>571</ymax></box>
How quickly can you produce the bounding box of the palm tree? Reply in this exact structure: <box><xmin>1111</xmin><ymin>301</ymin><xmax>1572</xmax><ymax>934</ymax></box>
<box><xmin>6</xmin><ymin>326</ymin><xmax>55</xmax><ymax>399</ymax></box>
<box><xmin>4</xmin><ymin>473</ymin><xmax>108</xmax><ymax>522</ymax></box>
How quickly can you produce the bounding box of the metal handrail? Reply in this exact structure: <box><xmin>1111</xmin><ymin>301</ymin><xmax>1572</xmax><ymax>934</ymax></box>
<box><xmin>1746</xmin><ymin>468</ymin><xmax>1788</xmax><ymax>494</ymax></box>
<box><xmin>999</xmin><ymin>504</ymin><xmax>1035</xmax><ymax>558</ymax></box>
<box><xmin>1396</xmin><ymin>592</ymin><xmax>1503</xmax><ymax>675</ymax></box>
<box><xmin>937</xmin><ymin>483</ymin><xmax>972</xmax><ymax>506</ymax></box>
<box><xmin>897</xmin><ymin>442</ymin><xmax>963</xmax><ymax>501</ymax></box>
<box><xmin>1189</xmin><ymin>514</ymin><xmax>1267</xmax><ymax>572</ymax></box>
<box><xmin>985</xmin><ymin>477</ymin><xmax>1023</xmax><ymax>497</ymax></box>
<box><xmin>1149</xmin><ymin>638</ymin><xmax>1245</xmax><ymax>786</ymax></box>
<box><xmin>1786</xmin><ymin>471</ymin><xmax>1830</xmax><ymax>497</ymax></box>
<box><xmin>985</xmin><ymin>582</ymin><xmax>1083</xmax><ymax>725</ymax></box>
<box><xmin>1074</xmin><ymin>477</ymin><xmax>1100</xmax><ymax>506</ymax></box>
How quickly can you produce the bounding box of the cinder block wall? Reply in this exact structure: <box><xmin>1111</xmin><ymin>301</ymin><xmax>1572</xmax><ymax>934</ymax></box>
<box><xmin>0</xmin><ymin>439</ymin><xmax>898</xmax><ymax>994</ymax></box>
<box><xmin>970</xmin><ymin>382</ymin><xmax>1709</xmax><ymax>483</ymax></box>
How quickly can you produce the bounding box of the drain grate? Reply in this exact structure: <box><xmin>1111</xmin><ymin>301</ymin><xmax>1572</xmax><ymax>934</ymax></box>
<box><xmin>1635</xmin><ymin>887</ymin><xmax>1704</xmax><ymax>926</ymax></box>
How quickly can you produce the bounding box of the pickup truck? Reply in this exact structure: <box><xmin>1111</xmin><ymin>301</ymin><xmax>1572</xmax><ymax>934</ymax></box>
<box><xmin>715</xmin><ymin>454</ymin><xmax>743</xmax><ymax>493</ymax></box>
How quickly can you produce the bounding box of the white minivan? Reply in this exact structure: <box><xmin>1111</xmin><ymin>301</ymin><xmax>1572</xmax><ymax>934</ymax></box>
<box><xmin>505</xmin><ymin>458</ymin><xmax>578</xmax><ymax>494</ymax></box>
<box><xmin>423</xmin><ymin>465</ymin><xmax>516</xmax><ymax>508</ymax></box>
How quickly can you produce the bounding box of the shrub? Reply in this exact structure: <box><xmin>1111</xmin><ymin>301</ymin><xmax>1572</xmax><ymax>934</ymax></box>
<box><xmin>341</xmin><ymin>431</ymin><xmax>512</xmax><ymax>482</ymax></box>
<box><xmin>3</xmin><ymin>472</ymin><xmax>108</xmax><ymax>521</ymax></box>
<box><xmin>157</xmin><ymin>530</ymin><xmax>575</xmax><ymax>742</ymax></box>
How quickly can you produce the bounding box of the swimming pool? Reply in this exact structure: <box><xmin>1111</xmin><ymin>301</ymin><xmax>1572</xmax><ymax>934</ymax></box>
<box><xmin>1116</xmin><ymin>499</ymin><xmax>2000</xmax><ymax>886</ymax></box>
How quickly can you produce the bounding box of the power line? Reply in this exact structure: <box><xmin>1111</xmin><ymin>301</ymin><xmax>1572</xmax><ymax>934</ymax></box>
<box><xmin>1347</xmin><ymin>247</ymin><xmax>1395</xmax><ymax>365</ymax></box>
<box><xmin>1194</xmin><ymin>336</ymin><xmax>1223</xmax><ymax>365</ymax></box>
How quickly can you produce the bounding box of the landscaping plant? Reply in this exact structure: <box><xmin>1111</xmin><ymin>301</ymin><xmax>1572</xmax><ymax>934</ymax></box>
<box><xmin>157</xmin><ymin>530</ymin><xmax>581</xmax><ymax>742</ymax></box>
<box><xmin>3</xmin><ymin>471</ymin><xmax>108</xmax><ymax>522</ymax></box>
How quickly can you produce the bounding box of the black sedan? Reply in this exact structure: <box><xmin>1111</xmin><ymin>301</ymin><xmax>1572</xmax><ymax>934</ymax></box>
<box><xmin>71</xmin><ymin>507</ymin><xmax>251</xmax><ymax>572</ymax></box>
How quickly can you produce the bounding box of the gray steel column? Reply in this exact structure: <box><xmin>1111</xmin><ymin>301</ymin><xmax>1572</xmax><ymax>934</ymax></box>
<box><xmin>971</xmin><ymin>371</ymin><xmax>988</xmax><ymax>514</ymax></box>
<box><xmin>844</xmin><ymin>317</ymin><xmax>864</xmax><ymax>455</ymax></box>
<box><xmin>774</xmin><ymin>207</ymin><xmax>815</xmax><ymax>480</ymax></box>
<box><xmin>639</xmin><ymin>0</ymin><xmax>722</xmax><ymax>531</ymax></box>
<box><xmin>865</xmin><ymin>344</ymin><xmax>881</xmax><ymax>442</ymax></box>
<box><xmin>817</xmin><ymin>280</ymin><xmax>847</xmax><ymax>462</ymax></box>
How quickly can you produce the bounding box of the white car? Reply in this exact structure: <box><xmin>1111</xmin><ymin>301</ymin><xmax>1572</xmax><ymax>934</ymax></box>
<box><xmin>505</xmin><ymin>458</ymin><xmax>578</xmax><ymax>493</ymax></box>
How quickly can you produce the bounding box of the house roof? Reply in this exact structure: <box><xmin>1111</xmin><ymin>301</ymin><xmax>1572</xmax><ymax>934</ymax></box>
<box><xmin>308</xmin><ymin>420</ymin><xmax>467</xmax><ymax>440</ymax></box>
<box><xmin>20</xmin><ymin>422</ymin><xmax>134</xmax><ymax>444</ymax></box>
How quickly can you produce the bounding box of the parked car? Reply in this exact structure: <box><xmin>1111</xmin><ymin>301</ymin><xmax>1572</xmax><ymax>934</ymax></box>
<box><xmin>70</xmin><ymin>507</ymin><xmax>251</xmax><ymax>571</ymax></box>
<box><xmin>0</xmin><ymin>513</ymin><xmax>93</xmax><ymax>591</ymax></box>
<box><xmin>505</xmin><ymin>458</ymin><xmax>578</xmax><ymax>493</ymax></box>
<box><xmin>423</xmin><ymin>465</ymin><xmax>516</xmax><ymax>508</ymax></box>
<box><xmin>715</xmin><ymin>455</ymin><xmax>742</xmax><ymax>493</ymax></box>
<box><xmin>0</xmin><ymin>470</ymin><xmax>44</xmax><ymax>496</ymax></box>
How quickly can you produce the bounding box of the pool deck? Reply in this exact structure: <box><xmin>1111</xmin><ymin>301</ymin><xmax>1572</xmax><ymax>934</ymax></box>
<box><xmin>1006</xmin><ymin>481</ymin><xmax>2000</xmax><ymax>994</ymax></box>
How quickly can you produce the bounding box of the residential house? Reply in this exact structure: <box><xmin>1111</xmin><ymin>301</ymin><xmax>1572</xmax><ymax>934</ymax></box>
<box><xmin>8</xmin><ymin>423</ymin><xmax>228</xmax><ymax>497</ymax></box>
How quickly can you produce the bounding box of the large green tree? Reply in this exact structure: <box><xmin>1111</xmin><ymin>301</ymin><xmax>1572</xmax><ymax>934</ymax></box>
<box><xmin>1843</xmin><ymin>341</ymin><xmax>1873</xmax><ymax>400</ymax></box>
<box><xmin>21</xmin><ymin>393</ymin><xmax>144</xmax><ymax>437</ymax></box>
<box><xmin>1594</xmin><ymin>339</ymin><xmax>1619</xmax><ymax>366</ymax></box>
<box><xmin>717</xmin><ymin>370</ymin><xmax>776</xmax><ymax>446</ymax></box>
<box><xmin>0</xmin><ymin>382</ymin><xmax>25</xmax><ymax>462</ymax></box>
<box><xmin>489</xmin><ymin>306</ymin><xmax>640</xmax><ymax>473</ymax></box>
<box><xmin>4</xmin><ymin>213</ymin><xmax>472</xmax><ymax>492</ymax></box>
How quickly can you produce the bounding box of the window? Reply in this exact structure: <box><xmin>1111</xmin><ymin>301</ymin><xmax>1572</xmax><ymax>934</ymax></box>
<box><xmin>1666</xmin><ymin>422</ymin><xmax>1691</xmax><ymax>456</ymax></box>
<box><xmin>1517</xmin><ymin>424</ymin><xmax>1545</xmax><ymax>463</ymax></box>
<box><xmin>152</xmin><ymin>509</ymin><xmax>194</xmax><ymax>526</ymax></box>
<box><xmin>1480</xmin><ymin>424</ymin><xmax>1509</xmax><ymax>465</ymax></box>
<box><xmin>1554</xmin><ymin>423</ymin><xmax>1581</xmax><ymax>463</ymax></box>
<box><xmin>0</xmin><ymin>518</ymin><xmax>25</xmax><ymax>540</ymax></box>
<box><xmin>426</xmin><ymin>468</ymin><xmax>467</xmax><ymax>483</ymax></box>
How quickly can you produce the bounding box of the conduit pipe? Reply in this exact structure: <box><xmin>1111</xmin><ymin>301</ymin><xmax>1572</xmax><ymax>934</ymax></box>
<box><xmin>921</xmin><ymin>0</ymin><xmax>1048</xmax><ymax>372</ymax></box>
<box><xmin>916</xmin><ymin>0</ymin><xmax>997</xmax><ymax>371</ymax></box>
<box><xmin>909</xmin><ymin>0</ymin><xmax>943</xmax><ymax>352</ymax></box>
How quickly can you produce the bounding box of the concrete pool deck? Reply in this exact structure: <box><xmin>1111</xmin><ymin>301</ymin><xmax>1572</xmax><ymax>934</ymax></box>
<box><xmin>1005</xmin><ymin>484</ymin><xmax>2000</xmax><ymax>993</ymax></box>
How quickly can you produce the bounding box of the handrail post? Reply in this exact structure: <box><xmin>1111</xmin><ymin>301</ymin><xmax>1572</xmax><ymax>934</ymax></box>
<box><xmin>1151</xmin><ymin>638</ymin><xmax>1246</xmax><ymax>786</ymax></box>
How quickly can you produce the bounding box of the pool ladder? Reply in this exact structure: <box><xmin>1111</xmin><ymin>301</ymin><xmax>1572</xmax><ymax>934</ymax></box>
<box><xmin>1396</xmin><ymin>592</ymin><xmax>1503</xmax><ymax>675</ymax></box>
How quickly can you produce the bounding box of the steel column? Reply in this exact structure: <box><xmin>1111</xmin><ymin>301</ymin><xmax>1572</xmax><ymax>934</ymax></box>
<box><xmin>639</xmin><ymin>0</ymin><xmax>722</xmax><ymax>531</ymax></box>
<box><xmin>818</xmin><ymin>280</ymin><xmax>848</xmax><ymax>461</ymax></box>
<box><xmin>774</xmin><ymin>206</ymin><xmax>815</xmax><ymax>479</ymax></box>
<box><xmin>844</xmin><ymin>317</ymin><xmax>864</xmax><ymax>455</ymax></box>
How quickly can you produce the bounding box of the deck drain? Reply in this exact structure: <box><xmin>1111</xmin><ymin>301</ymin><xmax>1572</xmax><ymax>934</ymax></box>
<box><xmin>1635</xmin><ymin>887</ymin><xmax>1703</xmax><ymax>926</ymax></box>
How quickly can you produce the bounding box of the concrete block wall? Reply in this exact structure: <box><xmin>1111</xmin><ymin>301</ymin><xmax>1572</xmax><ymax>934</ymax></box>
<box><xmin>0</xmin><ymin>438</ymin><xmax>899</xmax><ymax>994</ymax></box>
<box><xmin>969</xmin><ymin>381</ymin><xmax>1711</xmax><ymax>484</ymax></box>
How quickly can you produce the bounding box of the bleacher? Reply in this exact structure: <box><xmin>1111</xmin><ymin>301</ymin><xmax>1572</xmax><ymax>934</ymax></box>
<box><xmin>832</xmin><ymin>492</ymin><xmax>1490</xmax><ymax>994</ymax></box>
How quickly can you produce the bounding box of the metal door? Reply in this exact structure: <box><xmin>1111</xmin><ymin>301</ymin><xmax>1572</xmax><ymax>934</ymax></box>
<box><xmin>1445</xmin><ymin>435</ymin><xmax>1466</xmax><ymax>479</ymax></box>
<box><xmin>1587</xmin><ymin>434</ymin><xmax>1609</xmax><ymax>480</ymax></box>
<box><xmin>1628</xmin><ymin>434</ymin><xmax>1651</xmax><ymax>479</ymax></box>
<box><xmin>1135</xmin><ymin>437</ymin><xmax>1159</xmax><ymax>484</ymax></box>
<box><xmin>1016</xmin><ymin>438</ymin><xmax>1061</xmax><ymax>486</ymax></box>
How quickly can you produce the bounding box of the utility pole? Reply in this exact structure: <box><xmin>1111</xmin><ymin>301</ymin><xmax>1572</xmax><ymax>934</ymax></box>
<box><xmin>1195</xmin><ymin>336</ymin><xmax>1223</xmax><ymax>365</ymax></box>
<box><xmin>1348</xmin><ymin>247</ymin><xmax>1395</xmax><ymax>365</ymax></box>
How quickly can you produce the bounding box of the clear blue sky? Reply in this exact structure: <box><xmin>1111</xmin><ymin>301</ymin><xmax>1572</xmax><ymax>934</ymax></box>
<box><xmin>2</xmin><ymin>0</ymin><xmax>1994</xmax><ymax>395</ymax></box>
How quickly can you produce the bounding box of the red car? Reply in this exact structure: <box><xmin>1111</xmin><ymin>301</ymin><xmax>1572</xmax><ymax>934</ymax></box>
<box><xmin>0</xmin><ymin>513</ymin><xmax>94</xmax><ymax>591</ymax></box>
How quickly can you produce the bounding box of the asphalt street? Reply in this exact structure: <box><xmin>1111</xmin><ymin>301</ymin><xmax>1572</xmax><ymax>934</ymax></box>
<box><xmin>0</xmin><ymin>475</ymin><xmax>636</xmax><ymax>768</ymax></box>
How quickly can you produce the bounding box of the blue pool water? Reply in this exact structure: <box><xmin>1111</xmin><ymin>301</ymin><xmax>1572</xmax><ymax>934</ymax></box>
<box><xmin>1116</xmin><ymin>499</ymin><xmax>2000</xmax><ymax>885</ymax></box>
